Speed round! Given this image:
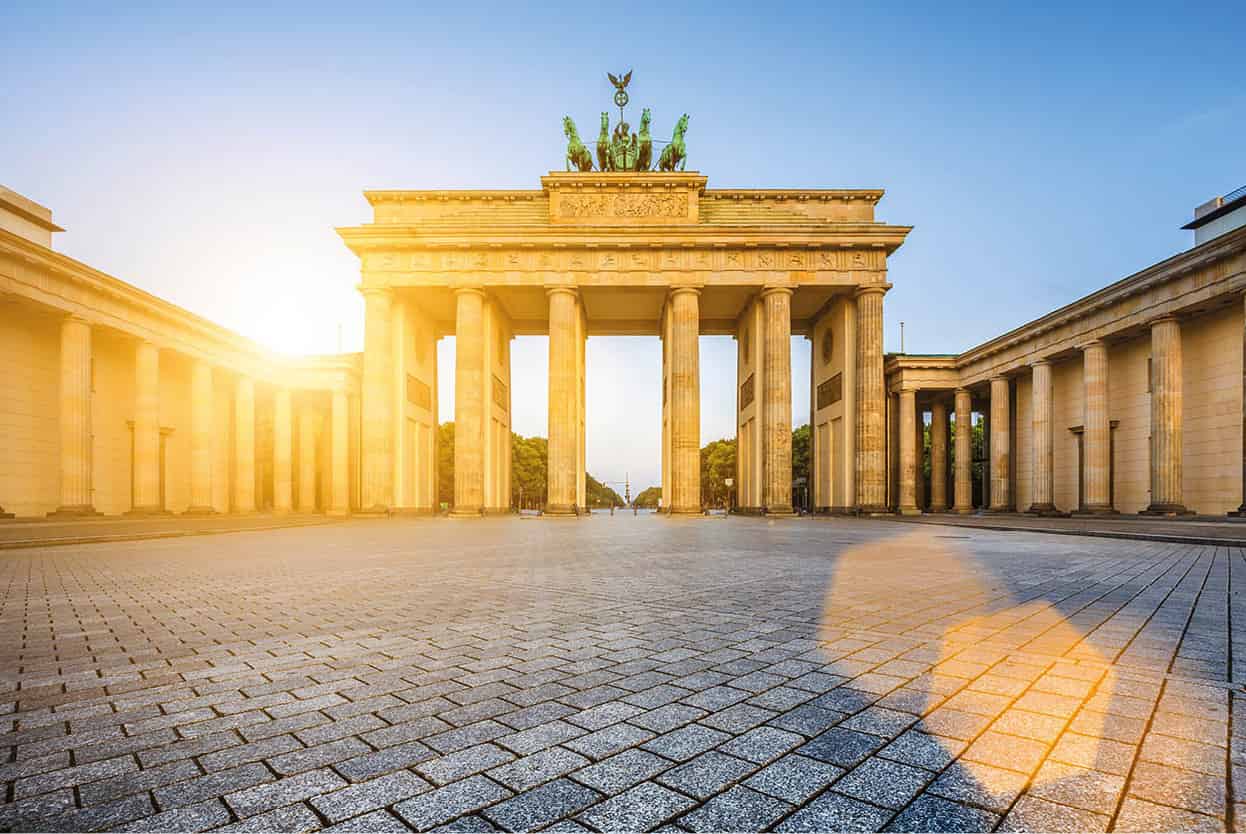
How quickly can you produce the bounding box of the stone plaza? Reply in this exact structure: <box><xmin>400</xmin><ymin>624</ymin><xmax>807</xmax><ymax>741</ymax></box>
<box><xmin>1</xmin><ymin>516</ymin><xmax>1243</xmax><ymax>832</ymax></box>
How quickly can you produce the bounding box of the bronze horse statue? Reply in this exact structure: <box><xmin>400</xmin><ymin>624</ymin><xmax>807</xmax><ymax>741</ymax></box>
<box><xmin>658</xmin><ymin>113</ymin><xmax>689</xmax><ymax>172</ymax></box>
<box><xmin>596</xmin><ymin>112</ymin><xmax>610</xmax><ymax>172</ymax></box>
<box><xmin>563</xmin><ymin>116</ymin><xmax>593</xmax><ymax>172</ymax></box>
<box><xmin>637</xmin><ymin>108</ymin><xmax>652</xmax><ymax>171</ymax></box>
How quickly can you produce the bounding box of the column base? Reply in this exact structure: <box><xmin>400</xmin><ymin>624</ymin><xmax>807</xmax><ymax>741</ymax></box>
<box><xmin>47</xmin><ymin>505</ymin><xmax>102</xmax><ymax>519</ymax></box>
<box><xmin>952</xmin><ymin>505</ymin><xmax>975</xmax><ymax>514</ymax></box>
<box><xmin>854</xmin><ymin>504</ymin><xmax>892</xmax><ymax>517</ymax></box>
<box><xmin>391</xmin><ymin>507</ymin><xmax>436</xmax><ymax>517</ymax></box>
<box><xmin>124</xmin><ymin>506</ymin><xmax>171</xmax><ymax>517</ymax></box>
<box><xmin>985</xmin><ymin>506</ymin><xmax>1016</xmax><ymax>514</ymax></box>
<box><xmin>354</xmin><ymin>505</ymin><xmax>392</xmax><ymax>518</ymax></box>
<box><xmin>0</xmin><ymin>507</ymin><xmax>13</xmax><ymax>520</ymax></box>
<box><xmin>542</xmin><ymin>504</ymin><xmax>579</xmax><ymax>517</ymax></box>
<box><xmin>1227</xmin><ymin>504</ymin><xmax>1246</xmax><ymax>519</ymax></box>
<box><xmin>181</xmin><ymin>506</ymin><xmax>218</xmax><ymax>517</ymax></box>
<box><xmin>669</xmin><ymin>507</ymin><xmax>704</xmax><ymax>516</ymax></box>
<box><xmin>1141</xmin><ymin>503</ymin><xmax>1194</xmax><ymax>517</ymax></box>
<box><xmin>1074</xmin><ymin>504</ymin><xmax>1119</xmax><ymax>516</ymax></box>
<box><xmin>326</xmin><ymin>508</ymin><xmax>351</xmax><ymax>517</ymax></box>
<box><xmin>928</xmin><ymin>504</ymin><xmax>949</xmax><ymax>513</ymax></box>
<box><xmin>1026</xmin><ymin>503</ymin><xmax>1069</xmax><ymax>517</ymax></box>
<box><xmin>764</xmin><ymin>506</ymin><xmax>797</xmax><ymax>518</ymax></box>
<box><xmin>897</xmin><ymin>506</ymin><xmax>921</xmax><ymax>516</ymax></box>
<box><xmin>448</xmin><ymin>506</ymin><xmax>484</xmax><ymax>518</ymax></box>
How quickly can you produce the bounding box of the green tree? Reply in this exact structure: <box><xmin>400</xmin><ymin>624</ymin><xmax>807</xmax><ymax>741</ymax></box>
<box><xmin>585</xmin><ymin>474</ymin><xmax>624</xmax><ymax>508</ymax></box>
<box><xmin>632</xmin><ymin>486</ymin><xmax>661</xmax><ymax>508</ymax></box>
<box><xmin>510</xmin><ymin>433</ymin><xmax>547</xmax><ymax>509</ymax></box>
<box><xmin>791</xmin><ymin>424</ymin><xmax>810</xmax><ymax>506</ymax></box>
<box><xmin>437</xmin><ymin>422</ymin><xmax>455</xmax><ymax>508</ymax></box>
<box><xmin>700</xmin><ymin>438</ymin><xmax>736</xmax><ymax>509</ymax></box>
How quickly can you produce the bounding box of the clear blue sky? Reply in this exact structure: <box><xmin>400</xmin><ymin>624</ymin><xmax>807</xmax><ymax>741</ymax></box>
<box><xmin>4</xmin><ymin>1</ymin><xmax>1243</xmax><ymax>492</ymax></box>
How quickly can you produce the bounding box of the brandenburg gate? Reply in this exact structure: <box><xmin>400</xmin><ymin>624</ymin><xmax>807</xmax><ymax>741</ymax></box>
<box><xmin>337</xmin><ymin>170</ymin><xmax>910</xmax><ymax>516</ymax></box>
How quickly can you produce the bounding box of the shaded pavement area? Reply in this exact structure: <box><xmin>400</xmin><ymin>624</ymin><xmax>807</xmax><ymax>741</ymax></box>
<box><xmin>2</xmin><ymin>516</ymin><xmax>1244</xmax><ymax>831</ymax></box>
<box><xmin>0</xmin><ymin>514</ymin><xmax>344</xmax><ymax>550</ymax></box>
<box><xmin>887</xmin><ymin>512</ymin><xmax>1246</xmax><ymax>547</ymax></box>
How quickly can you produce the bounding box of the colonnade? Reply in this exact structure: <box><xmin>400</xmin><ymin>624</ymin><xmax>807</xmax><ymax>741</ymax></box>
<box><xmin>896</xmin><ymin>313</ymin><xmax>1204</xmax><ymax>516</ymax></box>
<box><xmin>48</xmin><ymin>316</ymin><xmax>349</xmax><ymax>517</ymax></box>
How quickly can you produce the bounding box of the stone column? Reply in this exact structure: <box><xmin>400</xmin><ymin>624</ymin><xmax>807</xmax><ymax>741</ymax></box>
<box><xmin>361</xmin><ymin>288</ymin><xmax>393</xmax><ymax>514</ymax></box>
<box><xmin>914</xmin><ymin>406</ymin><xmax>926</xmax><ymax>512</ymax></box>
<box><xmin>185</xmin><ymin>360</ymin><xmax>215</xmax><ymax>514</ymax></box>
<box><xmin>898</xmin><ymin>389</ymin><xmax>919</xmax><ymax>515</ymax></box>
<box><xmin>53</xmin><ymin>315</ymin><xmax>96</xmax><ymax>516</ymax></box>
<box><xmin>953</xmin><ymin>389</ymin><xmax>974</xmax><ymax>513</ymax></box>
<box><xmin>669</xmin><ymin>288</ymin><xmax>702</xmax><ymax>514</ymax></box>
<box><xmin>234</xmin><ymin>376</ymin><xmax>255</xmax><ymax>513</ymax></box>
<box><xmin>1236</xmin><ymin>293</ymin><xmax>1246</xmax><ymax>516</ymax></box>
<box><xmin>272</xmin><ymin>388</ymin><xmax>293</xmax><ymax>513</ymax></box>
<box><xmin>131</xmin><ymin>340</ymin><xmax>162</xmax><ymax>514</ymax></box>
<box><xmin>761</xmin><ymin>287</ymin><xmax>794</xmax><ymax>515</ymax></box>
<box><xmin>298</xmin><ymin>407</ymin><xmax>317</xmax><ymax>512</ymax></box>
<box><xmin>1145</xmin><ymin>316</ymin><xmax>1190</xmax><ymax>515</ymax></box>
<box><xmin>1081</xmin><ymin>340</ymin><xmax>1114</xmax><ymax>513</ymax></box>
<box><xmin>988</xmin><ymin>376</ymin><xmax>1012</xmax><ymax>511</ymax></box>
<box><xmin>452</xmin><ymin>287</ymin><xmax>487</xmax><ymax>516</ymax></box>
<box><xmin>1028</xmin><ymin>360</ymin><xmax>1057</xmax><ymax>514</ymax></box>
<box><xmin>329</xmin><ymin>388</ymin><xmax>350</xmax><ymax>516</ymax></box>
<box><xmin>855</xmin><ymin>286</ymin><xmax>887</xmax><ymax>512</ymax></box>
<box><xmin>546</xmin><ymin>287</ymin><xmax>579</xmax><ymax>515</ymax></box>
<box><xmin>930</xmin><ymin>399</ymin><xmax>949</xmax><ymax>512</ymax></box>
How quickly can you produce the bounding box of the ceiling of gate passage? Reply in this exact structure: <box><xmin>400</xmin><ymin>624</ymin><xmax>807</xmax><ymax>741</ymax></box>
<box><xmin>393</xmin><ymin>285</ymin><xmax>845</xmax><ymax>337</ymax></box>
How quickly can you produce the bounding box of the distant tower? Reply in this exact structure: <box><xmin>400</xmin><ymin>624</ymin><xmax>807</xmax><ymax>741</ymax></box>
<box><xmin>625</xmin><ymin>472</ymin><xmax>631</xmax><ymax>505</ymax></box>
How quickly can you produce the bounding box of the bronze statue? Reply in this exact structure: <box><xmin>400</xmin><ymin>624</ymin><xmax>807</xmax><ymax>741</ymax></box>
<box><xmin>658</xmin><ymin>113</ymin><xmax>689</xmax><ymax>172</ymax></box>
<box><xmin>637</xmin><ymin>108</ymin><xmax>652</xmax><ymax>172</ymax></box>
<box><xmin>610</xmin><ymin>120</ymin><xmax>638</xmax><ymax>171</ymax></box>
<box><xmin>596</xmin><ymin>112</ymin><xmax>610</xmax><ymax>172</ymax></box>
<box><xmin>562</xmin><ymin>116</ymin><xmax>594</xmax><ymax>172</ymax></box>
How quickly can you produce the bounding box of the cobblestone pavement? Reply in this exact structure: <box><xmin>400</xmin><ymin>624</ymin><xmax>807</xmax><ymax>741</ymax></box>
<box><xmin>2</xmin><ymin>516</ymin><xmax>1244</xmax><ymax>832</ymax></box>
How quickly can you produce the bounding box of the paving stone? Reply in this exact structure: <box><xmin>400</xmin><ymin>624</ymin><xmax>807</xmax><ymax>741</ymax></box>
<box><xmin>393</xmin><ymin>775</ymin><xmax>512</xmax><ymax>830</ymax></box>
<box><xmin>798</xmin><ymin>727</ymin><xmax>887</xmax><ymax>768</ymax></box>
<box><xmin>1113</xmin><ymin>797</ymin><xmax>1224</xmax><ymax>832</ymax></box>
<box><xmin>198</xmin><ymin>733</ymin><xmax>305</xmax><ymax>772</ymax></box>
<box><xmin>430</xmin><ymin>814</ymin><xmax>497</xmax><ymax>832</ymax></box>
<box><xmin>335</xmin><ymin>740</ymin><xmax>437</xmax><ymax>782</ymax></box>
<box><xmin>1128</xmin><ymin>759</ymin><xmax>1225</xmax><ymax>816</ymax></box>
<box><xmin>998</xmin><ymin>795</ymin><xmax>1110</xmax><ymax>832</ymax></box>
<box><xmin>481</xmin><ymin>777</ymin><xmax>600</xmax><ymax>831</ymax></box>
<box><xmin>215</xmin><ymin>803</ymin><xmax>323</xmax><ymax>832</ymax></box>
<box><xmin>565</xmin><ymin>701</ymin><xmax>645</xmax><ymax>731</ymax></box>
<box><xmin>886</xmin><ymin>794</ymin><xmax>999</xmax><ymax>832</ymax></box>
<box><xmin>678</xmin><ymin>785</ymin><xmax>794</xmax><ymax>832</ymax></box>
<box><xmin>495</xmin><ymin>719</ymin><xmax>586</xmax><ymax>755</ymax></box>
<box><xmin>745</xmin><ymin>753</ymin><xmax>843</xmax><ymax>804</ymax></box>
<box><xmin>718</xmin><ymin>725</ymin><xmax>805</xmax><ymax>764</ymax></box>
<box><xmin>79</xmin><ymin>758</ymin><xmax>203</xmax><ymax>806</ymax></box>
<box><xmin>417</xmin><ymin>743</ymin><xmax>515</xmax><ymax>785</ymax></box>
<box><xmin>225</xmin><ymin>768</ymin><xmax>347</xmax><ymax>819</ymax></box>
<box><xmin>775</xmin><ymin>791</ymin><xmax>893</xmax><ymax>832</ymax></box>
<box><xmin>269</xmin><ymin>737</ymin><xmax>373</xmax><ymax>776</ymax></box>
<box><xmin>118</xmin><ymin>799</ymin><xmax>233</xmax><ymax>832</ymax></box>
<box><xmin>14</xmin><ymin>753</ymin><xmax>138</xmax><ymax>800</ymax></box>
<box><xmin>310</xmin><ymin>770</ymin><xmax>431</xmax><ymax>822</ymax></box>
<box><xmin>879</xmin><ymin>729</ymin><xmax>968</xmax><ymax>771</ymax></box>
<box><xmin>928</xmin><ymin>762</ymin><xmax>1029</xmax><ymax>813</ymax></box>
<box><xmin>32</xmin><ymin>793</ymin><xmax>157</xmax><ymax>832</ymax></box>
<box><xmin>640</xmin><ymin>723</ymin><xmax>731</xmax><ymax>762</ymax></box>
<box><xmin>153</xmin><ymin>763</ymin><xmax>274</xmax><ymax>810</ymax></box>
<box><xmin>487</xmin><ymin>747</ymin><xmax>591</xmax><ymax>792</ymax></box>
<box><xmin>563</xmin><ymin>722</ymin><xmax>655</xmax><ymax>760</ymax></box>
<box><xmin>656</xmin><ymin>750</ymin><xmax>757</xmax><ymax>799</ymax></box>
<box><xmin>699</xmin><ymin>703</ymin><xmax>777</xmax><ymax>733</ymax></box>
<box><xmin>571</xmin><ymin>748</ymin><xmax>670</xmax><ymax>796</ymax></box>
<box><xmin>321</xmin><ymin>809</ymin><xmax>410</xmax><ymax>832</ymax></box>
<box><xmin>578</xmin><ymin>781</ymin><xmax>696</xmax><ymax>831</ymax></box>
<box><xmin>834</xmin><ymin>756</ymin><xmax>933</xmax><ymax>809</ymax></box>
<box><xmin>629</xmin><ymin>703</ymin><xmax>707</xmax><ymax>733</ymax></box>
<box><xmin>1026</xmin><ymin>760</ymin><xmax>1125</xmax><ymax>814</ymax></box>
<box><xmin>769</xmin><ymin>704</ymin><xmax>847</xmax><ymax>736</ymax></box>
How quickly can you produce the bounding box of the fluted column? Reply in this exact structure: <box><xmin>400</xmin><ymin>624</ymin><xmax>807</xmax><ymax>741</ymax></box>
<box><xmin>361</xmin><ymin>288</ymin><xmax>393</xmax><ymax>514</ymax></box>
<box><xmin>131</xmin><ymin>341</ymin><xmax>162</xmax><ymax>514</ymax></box>
<box><xmin>185</xmin><ymin>360</ymin><xmax>215</xmax><ymax>514</ymax></box>
<box><xmin>329</xmin><ymin>388</ymin><xmax>350</xmax><ymax>516</ymax></box>
<box><xmin>1235</xmin><ymin>294</ymin><xmax>1246</xmax><ymax>517</ymax></box>
<box><xmin>1081</xmin><ymin>340</ymin><xmax>1114</xmax><ymax>513</ymax></box>
<box><xmin>1145</xmin><ymin>316</ymin><xmax>1189</xmax><ymax>515</ymax></box>
<box><xmin>298</xmin><ymin>407</ymin><xmax>317</xmax><ymax>512</ymax></box>
<box><xmin>1027</xmin><ymin>360</ymin><xmax>1056</xmax><ymax>514</ymax></box>
<box><xmin>930</xmin><ymin>399</ymin><xmax>949</xmax><ymax>512</ymax></box>
<box><xmin>452</xmin><ymin>288</ymin><xmax>487</xmax><ymax>516</ymax></box>
<box><xmin>273</xmin><ymin>388</ymin><xmax>293</xmax><ymax>513</ymax></box>
<box><xmin>855</xmin><ymin>286</ymin><xmax>887</xmax><ymax>512</ymax></box>
<box><xmin>669</xmin><ymin>288</ymin><xmax>702</xmax><ymax>514</ymax></box>
<box><xmin>53</xmin><ymin>316</ymin><xmax>96</xmax><ymax>516</ymax></box>
<box><xmin>953</xmin><ymin>389</ymin><xmax>973</xmax><ymax>513</ymax></box>
<box><xmin>988</xmin><ymin>376</ymin><xmax>1012</xmax><ymax>511</ymax></box>
<box><xmin>234</xmin><ymin>376</ymin><xmax>255</xmax><ymax>513</ymax></box>
<box><xmin>760</xmin><ymin>287</ymin><xmax>794</xmax><ymax>514</ymax></box>
<box><xmin>546</xmin><ymin>287</ymin><xmax>579</xmax><ymax>515</ymax></box>
<box><xmin>898</xmin><ymin>389</ymin><xmax>919</xmax><ymax>515</ymax></box>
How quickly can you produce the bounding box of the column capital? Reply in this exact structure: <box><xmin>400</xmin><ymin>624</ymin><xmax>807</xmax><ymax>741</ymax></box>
<box><xmin>853</xmin><ymin>283</ymin><xmax>892</xmax><ymax>299</ymax></box>
<box><xmin>760</xmin><ymin>285</ymin><xmax>794</xmax><ymax>299</ymax></box>
<box><xmin>1151</xmin><ymin>313</ymin><xmax>1181</xmax><ymax>327</ymax></box>
<box><xmin>1029</xmin><ymin>358</ymin><xmax>1052</xmax><ymax>369</ymax></box>
<box><xmin>1078</xmin><ymin>337</ymin><xmax>1107</xmax><ymax>351</ymax></box>
<box><xmin>358</xmin><ymin>285</ymin><xmax>393</xmax><ymax>299</ymax></box>
<box><xmin>545</xmin><ymin>285</ymin><xmax>578</xmax><ymax>299</ymax></box>
<box><xmin>668</xmin><ymin>286</ymin><xmax>702</xmax><ymax>299</ymax></box>
<box><xmin>455</xmin><ymin>286</ymin><xmax>487</xmax><ymax>299</ymax></box>
<box><xmin>63</xmin><ymin>312</ymin><xmax>92</xmax><ymax>326</ymax></box>
<box><xmin>954</xmin><ymin>387</ymin><xmax>973</xmax><ymax>397</ymax></box>
<box><xmin>989</xmin><ymin>374</ymin><xmax>1009</xmax><ymax>383</ymax></box>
